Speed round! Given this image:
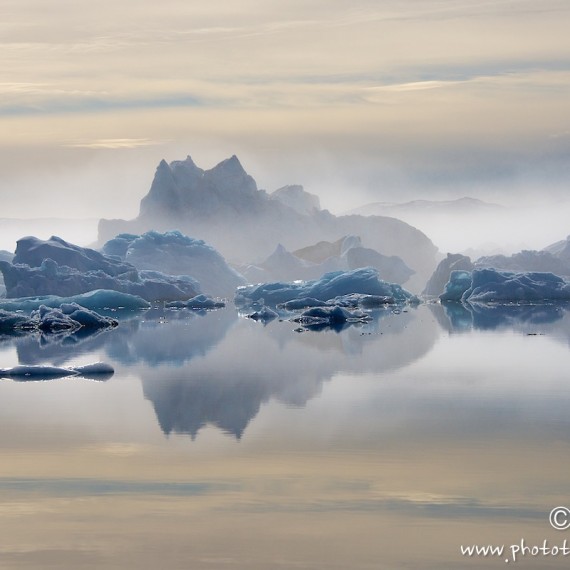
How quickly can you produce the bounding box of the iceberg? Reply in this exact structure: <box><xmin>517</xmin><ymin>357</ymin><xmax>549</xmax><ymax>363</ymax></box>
<box><xmin>269</xmin><ymin>184</ymin><xmax>321</xmax><ymax>215</ymax></box>
<box><xmin>34</xmin><ymin>303</ymin><xmax>118</xmax><ymax>331</ymax></box>
<box><xmin>0</xmin><ymin>309</ymin><xmax>34</xmax><ymax>332</ymax></box>
<box><xmin>423</xmin><ymin>253</ymin><xmax>474</xmax><ymax>297</ymax></box>
<box><xmin>246</xmin><ymin>306</ymin><xmax>279</xmax><ymax>322</ymax></box>
<box><xmin>0</xmin><ymin>289</ymin><xmax>150</xmax><ymax>313</ymax></box>
<box><xmin>0</xmin><ymin>250</ymin><xmax>11</xmax><ymax>298</ymax></box>
<box><xmin>98</xmin><ymin>155</ymin><xmax>439</xmax><ymax>293</ymax></box>
<box><xmin>544</xmin><ymin>234</ymin><xmax>570</xmax><ymax>264</ymax></box>
<box><xmin>165</xmin><ymin>294</ymin><xmax>225</xmax><ymax>310</ymax></box>
<box><xmin>280</xmin><ymin>294</ymin><xmax>398</xmax><ymax>311</ymax></box>
<box><xmin>0</xmin><ymin>303</ymin><xmax>118</xmax><ymax>334</ymax></box>
<box><xmin>13</xmin><ymin>235</ymin><xmax>131</xmax><ymax>275</ymax></box>
<box><xmin>244</xmin><ymin>236</ymin><xmax>415</xmax><ymax>285</ymax></box>
<box><xmin>0</xmin><ymin>236</ymin><xmax>200</xmax><ymax>301</ymax></box>
<box><xmin>235</xmin><ymin>268</ymin><xmax>417</xmax><ymax>307</ymax></box>
<box><xmin>102</xmin><ymin>230</ymin><xmax>245</xmax><ymax>297</ymax></box>
<box><xmin>279</xmin><ymin>297</ymin><xmax>329</xmax><ymax>311</ymax></box>
<box><xmin>475</xmin><ymin>250</ymin><xmax>570</xmax><ymax>276</ymax></box>
<box><xmin>439</xmin><ymin>270</ymin><xmax>474</xmax><ymax>302</ymax></box>
<box><xmin>440</xmin><ymin>268</ymin><xmax>570</xmax><ymax>303</ymax></box>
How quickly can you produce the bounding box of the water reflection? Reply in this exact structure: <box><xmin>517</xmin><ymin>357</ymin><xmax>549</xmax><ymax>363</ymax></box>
<box><xmin>2</xmin><ymin>303</ymin><xmax>570</xmax><ymax>569</ymax></box>
<box><xmin>434</xmin><ymin>301</ymin><xmax>570</xmax><ymax>334</ymax></box>
<box><xmin>2</xmin><ymin>304</ymin><xmax>440</xmax><ymax>439</ymax></box>
<box><xmin>105</xmin><ymin>307</ymin><xmax>237</xmax><ymax>367</ymax></box>
<box><xmin>5</xmin><ymin>302</ymin><xmax>570</xmax><ymax>442</ymax></box>
<box><xmin>15</xmin><ymin>327</ymin><xmax>114</xmax><ymax>366</ymax></box>
<box><xmin>136</xmin><ymin>307</ymin><xmax>438</xmax><ymax>438</ymax></box>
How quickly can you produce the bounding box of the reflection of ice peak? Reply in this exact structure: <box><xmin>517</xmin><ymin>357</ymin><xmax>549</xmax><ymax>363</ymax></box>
<box><xmin>142</xmin><ymin>374</ymin><xmax>262</xmax><ymax>439</ymax></box>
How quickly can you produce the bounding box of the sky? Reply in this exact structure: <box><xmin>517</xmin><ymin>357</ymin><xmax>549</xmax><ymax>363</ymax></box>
<box><xmin>1</xmin><ymin>0</ymin><xmax>569</xmax><ymax>222</ymax></box>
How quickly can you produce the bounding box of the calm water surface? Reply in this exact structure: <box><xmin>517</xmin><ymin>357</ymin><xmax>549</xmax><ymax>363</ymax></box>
<box><xmin>1</xmin><ymin>303</ymin><xmax>570</xmax><ymax>569</ymax></box>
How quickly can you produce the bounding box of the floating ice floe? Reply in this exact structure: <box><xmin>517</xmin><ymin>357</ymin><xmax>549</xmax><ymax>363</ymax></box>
<box><xmin>0</xmin><ymin>303</ymin><xmax>118</xmax><ymax>334</ymax></box>
<box><xmin>0</xmin><ymin>362</ymin><xmax>114</xmax><ymax>381</ymax></box>
<box><xmin>235</xmin><ymin>268</ymin><xmax>417</xmax><ymax>307</ymax></box>
<box><xmin>246</xmin><ymin>306</ymin><xmax>279</xmax><ymax>322</ymax></box>
<box><xmin>440</xmin><ymin>268</ymin><xmax>570</xmax><ymax>303</ymax></box>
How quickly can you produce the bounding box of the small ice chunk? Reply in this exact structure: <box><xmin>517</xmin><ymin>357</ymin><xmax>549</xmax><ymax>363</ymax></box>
<box><xmin>247</xmin><ymin>306</ymin><xmax>279</xmax><ymax>322</ymax></box>
<box><xmin>292</xmin><ymin>305</ymin><xmax>371</xmax><ymax>325</ymax></box>
<box><xmin>0</xmin><ymin>309</ymin><xmax>34</xmax><ymax>332</ymax></box>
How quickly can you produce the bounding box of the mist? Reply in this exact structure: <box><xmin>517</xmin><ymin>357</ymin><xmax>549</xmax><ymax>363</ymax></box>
<box><xmin>1</xmin><ymin>140</ymin><xmax>568</xmax><ymax>260</ymax></box>
<box><xmin>1</xmin><ymin>0</ymin><xmax>569</xmax><ymax>269</ymax></box>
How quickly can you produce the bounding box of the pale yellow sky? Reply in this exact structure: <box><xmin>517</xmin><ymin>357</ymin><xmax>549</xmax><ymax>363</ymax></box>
<box><xmin>1</xmin><ymin>0</ymin><xmax>569</xmax><ymax>218</ymax></box>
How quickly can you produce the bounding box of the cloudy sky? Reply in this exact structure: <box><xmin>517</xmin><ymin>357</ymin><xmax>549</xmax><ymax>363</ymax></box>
<box><xmin>1</xmin><ymin>0</ymin><xmax>569</xmax><ymax>218</ymax></box>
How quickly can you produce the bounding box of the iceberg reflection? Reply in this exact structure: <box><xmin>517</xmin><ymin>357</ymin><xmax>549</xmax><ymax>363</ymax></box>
<box><xmin>434</xmin><ymin>301</ymin><xmax>570</xmax><ymax>333</ymax></box>
<box><xmin>137</xmin><ymin>306</ymin><xmax>438</xmax><ymax>439</ymax></box>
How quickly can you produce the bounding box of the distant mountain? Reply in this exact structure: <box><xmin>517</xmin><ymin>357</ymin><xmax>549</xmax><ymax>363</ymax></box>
<box><xmin>347</xmin><ymin>197</ymin><xmax>504</xmax><ymax>218</ymax></box>
<box><xmin>98</xmin><ymin>155</ymin><xmax>438</xmax><ymax>291</ymax></box>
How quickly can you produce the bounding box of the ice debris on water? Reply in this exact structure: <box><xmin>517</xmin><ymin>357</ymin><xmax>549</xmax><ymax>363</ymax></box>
<box><xmin>292</xmin><ymin>305</ymin><xmax>371</xmax><ymax>326</ymax></box>
<box><xmin>0</xmin><ymin>303</ymin><xmax>118</xmax><ymax>333</ymax></box>
<box><xmin>247</xmin><ymin>306</ymin><xmax>279</xmax><ymax>322</ymax></box>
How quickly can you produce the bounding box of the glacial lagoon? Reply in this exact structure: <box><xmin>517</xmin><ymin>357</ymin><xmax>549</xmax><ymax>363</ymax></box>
<box><xmin>1</xmin><ymin>302</ymin><xmax>570</xmax><ymax>569</ymax></box>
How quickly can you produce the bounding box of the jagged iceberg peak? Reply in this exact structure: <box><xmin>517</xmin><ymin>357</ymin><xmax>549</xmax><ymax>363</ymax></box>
<box><xmin>139</xmin><ymin>154</ymin><xmax>258</xmax><ymax>218</ymax></box>
<box><xmin>210</xmin><ymin>154</ymin><xmax>245</xmax><ymax>176</ymax></box>
<box><xmin>203</xmin><ymin>154</ymin><xmax>257</xmax><ymax>196</ymax></box>
<box><xmin>270</xmin><ymin>184</ymin><xmax>321</xmax><ymax>215</ymax></box>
